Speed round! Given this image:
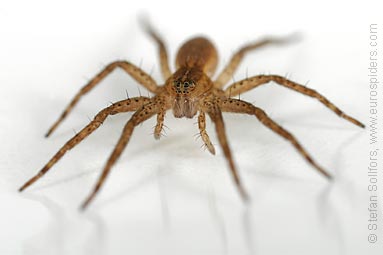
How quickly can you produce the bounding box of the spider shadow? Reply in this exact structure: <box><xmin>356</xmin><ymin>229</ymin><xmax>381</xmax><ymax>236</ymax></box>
<box><xmin>23</xmin><ymin>167</ymin><xmax>99</xmax><ymax>192</ymax></box>
<box><xmin>207</xmin><ymin>185</ymin><xmax>229</xmax><ymax>255</ymax></box>
<box><xmin>314</xmin><ymin>131</ymin><xmax>364</xmax><ymax>255</ymax></box>
<box><xmin>21</xmin><ymin>192</ymin><xmax>107</xmax><ymax>255</ymax></box>
<box><xmin>20</xmin><ymin>193</ymin><xmax>66</xmax><ymax>255</ymax></box>
<box><xmin>92</xmin><ymin>156</ymin><xmax>257</xmax><ymax>255</ymax></box>
<box><xmin>25</xmin><ymin>129</ymin><xmax>258</xmax><ymax>255</ymax></box>
<box><xmin>242</xmin><ymin>204</ymin><xmax>257</xmax><ymax>255</ymax></box>
<box><xmin>92</xmin><ymin>170</ymin><xmax>158</xmax><ymax>210</ymax></box>
<box><xmin>241</xmin><ymin>112</ymin><xmax>364</xmax><ymax>254</ymax></box>
<box><xmin>206</xmin><ymin>187</ymin><xmax>257</xmax><ymax>255</ymax></box>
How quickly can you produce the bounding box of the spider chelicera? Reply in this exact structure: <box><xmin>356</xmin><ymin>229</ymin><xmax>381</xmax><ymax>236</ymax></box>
<box><xmin>19</xmin><ymin>21</ymin><xmax>364</xmax><ymax>209</ymax></box>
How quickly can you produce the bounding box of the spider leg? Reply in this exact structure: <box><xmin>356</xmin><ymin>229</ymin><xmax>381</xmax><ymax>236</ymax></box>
<box><xmin>141</xmin><ymin>19</ymin><xmax>172</xmax><ymax>80</ymax></box>
<box><xmin>225</xmin><ymin>75</ymin><xmax>364</xmax><ymax>128</ymax></box>
<box><xmin>198</xmin><ymin>111</ymin><xmax>215</xmax><ymax>155</ymax></box>
<box><xmin>207</xmin><ymin>108</ymin><xmax>249</xmax><ymax>201</ymax></box>
<box><xmin>19</xmin><ymin>97</ymin><xmax>151</xmax><ymax>192</ymax></box>
<box><xmin>154</xmin><ymin>109</ymin><xmax>166</xmax><ymax>139</ymax></box>
<box><xmin>214</xmin><ymin>35</ymin><xmax>297</xmax><ymax>88</ymax></box>
<box><xmin>46</xmin><ymin>61</ymin><xmax>159</xmax><ymax>137</ymax></box>
<box><xmin>81</xmin><ymin>100</ymin><xmax>161</xmax><ymax>209</ymax></box>
<box><xmin>220</xmin><ymin>99</ymin><xmax>332</xmax><ymax>179</ymax></box>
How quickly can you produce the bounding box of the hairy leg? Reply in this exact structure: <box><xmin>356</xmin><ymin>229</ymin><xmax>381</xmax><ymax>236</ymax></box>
<box><xmin>154</xmin><ymin>109</ymin><xmax>166</xmax><ymax>139</ymax></box>
<box><xmin>214</xmin><ymin>35</ymin><xmax>296</xmax><ymax>88</ymax></box>
<box><xmin>141</xmin><ymin>19</ymin><xmax>172</xmax><ymax>80</ymax></box>
<box><xmin>220</xmin><ymin>98</ymin><xmax>331</xmax><ymax>179</ymax></box>
<box><xmin>46</xmin><ymin>61</ymin><xmax>159</xmax><ymax>137</ymax></box>
<box><xmin>225</xmin><ymin>75</ymin><xmax>364</xmax><ymax>128</ymax></box>
<box><xmin>198</xmin><ymin>111</ymin><xmax>215</xmax><ymax>155</ymax></box>
<box><xmin>81</xmin><ymin>99</ymin><xmax>161</xmax><ymax>209</ymax></box>
<box><xmin>207</xmin><ymin>108</ymin><xmax>249</xmax><ymax>201</ymax></box>
<box><xmin>19</xmin><ymin>97</ymin><xmax>151</xmax><ymax>192</ymax></box>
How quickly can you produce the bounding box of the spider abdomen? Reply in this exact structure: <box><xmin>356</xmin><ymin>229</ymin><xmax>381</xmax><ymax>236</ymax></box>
<box><xmin>176</xmin><ymin>37</ymin><xmax>218</xmax><ymax>76</ymax></box>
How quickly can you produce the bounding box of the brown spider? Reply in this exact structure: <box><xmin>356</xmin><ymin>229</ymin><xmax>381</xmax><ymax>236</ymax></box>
<box><xmin>19</xmin><ymin>21</ymin><xmax>364</xmax><ymax>210</ymax></box>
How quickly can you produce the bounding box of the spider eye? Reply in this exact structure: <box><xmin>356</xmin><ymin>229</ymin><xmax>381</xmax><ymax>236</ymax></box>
<box><xmin>187</xmin><ymin>81</ymin><xmax>196</xmax><ymax>88</ymax></box>
<box><xmin>184</xmin><ymin>81</ymin><xmax>189</xmax><ymax>87</ymax></box>
<box><xmin>174</xmin><ymin>81</ymin><xmax>181</xmax><ymax>88</ymax></box>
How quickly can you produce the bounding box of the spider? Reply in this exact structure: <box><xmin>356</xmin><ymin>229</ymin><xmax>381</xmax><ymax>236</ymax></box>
<box><xmin>19</xmin><ymin>21</ymin><xmax>364</xmax><ymax>210</ymax></box>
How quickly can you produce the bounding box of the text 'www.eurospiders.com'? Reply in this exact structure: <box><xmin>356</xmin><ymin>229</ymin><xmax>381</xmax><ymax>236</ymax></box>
<box><xmin>367</xmin><ymin>23</ymin><xmax>379</xmax><ymax>244</ymax></box>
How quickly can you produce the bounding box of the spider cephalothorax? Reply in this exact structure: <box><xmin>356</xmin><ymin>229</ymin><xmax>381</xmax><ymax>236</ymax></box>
<box><xmin>168</xmin><ymin>66</ymin><xmax>214</xmax><ymax>118</ymax></box>
<box><xmin>19</xmin><ymin>20</ymin><xmax>364</xmax><ymax>209</ymax></box>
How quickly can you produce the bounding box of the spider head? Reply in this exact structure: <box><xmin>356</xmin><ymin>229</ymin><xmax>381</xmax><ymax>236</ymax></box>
<box><xmin>167</xmin><ymin>67</ymin><xmax>213</xmax><ymax>118</ymax></box>
<box><xmin>173</xmin><ymin>79</ymin><xmax>196</xmax><ymax>95</ymax></box>
<box><xmin>169</xmin><ymin>67</ymin><xmax>202</xmax><ymax>95</ymax></box>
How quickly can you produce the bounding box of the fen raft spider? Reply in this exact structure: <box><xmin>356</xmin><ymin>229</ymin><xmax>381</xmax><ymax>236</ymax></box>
<box><xmin>19</xmin><ymin>21</ymin><xmax>364</xmax><ymax>209</ymax></box>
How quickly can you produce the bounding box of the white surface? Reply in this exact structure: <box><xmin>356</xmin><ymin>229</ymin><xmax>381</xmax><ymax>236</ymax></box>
<box><xmin>0</xmin><ymin>0</ymin><xmax>381</xmax><ymax>254</ymax></box>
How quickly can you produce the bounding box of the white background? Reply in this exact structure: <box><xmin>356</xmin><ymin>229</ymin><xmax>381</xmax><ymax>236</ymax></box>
<box><xmin>0</xmin><ymin>0</ymin><xmax>381</xmax><ymax>254</ymax></box>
